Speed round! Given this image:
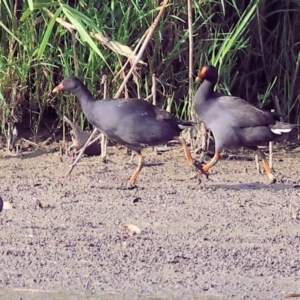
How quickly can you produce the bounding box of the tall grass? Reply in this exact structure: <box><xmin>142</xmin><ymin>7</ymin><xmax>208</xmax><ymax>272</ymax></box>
<box><xmin>0</xmin><ymin>0</ymin><xmax>300</xmax><ymax>138</ymax></box>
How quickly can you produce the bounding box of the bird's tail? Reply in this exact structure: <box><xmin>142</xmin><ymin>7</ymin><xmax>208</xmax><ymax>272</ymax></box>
<box><xmin>270</xmin><ymin>121</ymin><xmax>299</xmax><ymax>135</ymax></box>
<box><xmin>178</xmin><ymin>120</ymin><xmax>196</xmax><ymax>130</ymax></box>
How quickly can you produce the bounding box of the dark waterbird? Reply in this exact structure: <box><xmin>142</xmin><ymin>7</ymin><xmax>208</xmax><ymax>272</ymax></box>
<box><xmin>53</xmin><ymin>76</ymin><xmax>201</xmax><ymax>189</ymax></box>
<box><xmin>194</xmin><ymin>65</ymin><xmax>297</xmax><ymax>184</ymax></box>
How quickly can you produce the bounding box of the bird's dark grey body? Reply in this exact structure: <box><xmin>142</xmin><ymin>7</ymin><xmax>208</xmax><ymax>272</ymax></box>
<box><xmin>192</xmin><ymin>64</ymin><xmax>296</xmax><ymax>184</ymax></box>
<box><xmin>53</xmin><ymin>76</ymin><xmax>198</xmax><ymax>188</ymax></box>
<box><xmin>59</xmin><ymin>77</ymin><xmax>193</xmax><ymax>153</ymax></box>
<box><xmin>194</xmin><ymin>73</ymin><xmax>293</xmax><ymax>152</ymax></box>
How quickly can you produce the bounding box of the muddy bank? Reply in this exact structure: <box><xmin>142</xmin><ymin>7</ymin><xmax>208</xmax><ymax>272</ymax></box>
<box><xmin>0</xmin><ymin>145</ymin><xmax>300</xmax><ymax>299</ymax></box>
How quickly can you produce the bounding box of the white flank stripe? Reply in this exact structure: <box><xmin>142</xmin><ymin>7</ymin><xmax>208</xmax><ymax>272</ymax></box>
<box><xmin>178</xmin><ymin>124</ymin><xmax>191</xmax><ymax>130</ymax></box>
<box><xmin>271</xmin><ymin>128</ymin><xmax>292</xmax><ymax>135</ymax></box>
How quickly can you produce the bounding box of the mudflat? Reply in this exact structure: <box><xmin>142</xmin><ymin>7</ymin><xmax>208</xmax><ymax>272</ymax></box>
<box><xmin>0</xmin><ymin>145</ymin><xmax>300</xmax><ymax>300</ymax></box>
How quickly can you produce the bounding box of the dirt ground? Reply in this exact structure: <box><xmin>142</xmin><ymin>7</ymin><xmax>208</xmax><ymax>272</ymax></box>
<box><xmin>0</xmin><ymin>143</ymin><xmax>300</xmax><ymax>300</ymax></box>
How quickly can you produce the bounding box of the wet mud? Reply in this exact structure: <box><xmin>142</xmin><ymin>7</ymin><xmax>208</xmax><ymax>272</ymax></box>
<box><xmin>0</xmin><ymin>144</ymin><xmax>300</xmax><ymax>299</ymax></box>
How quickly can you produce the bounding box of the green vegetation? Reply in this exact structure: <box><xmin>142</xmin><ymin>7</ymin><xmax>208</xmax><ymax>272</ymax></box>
<box><xmin>0</xmin><ymin>0</ymin><xmax>300</xmax><ymax>138</ymax></box>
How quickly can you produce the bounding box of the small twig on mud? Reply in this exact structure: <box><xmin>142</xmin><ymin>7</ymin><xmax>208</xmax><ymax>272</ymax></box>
<box><xmin>21</xmin><ymin>138</ymin><xmax>39</xmax><ymax>147</ymax></box>
<box><xmin>288</xmin><ymin>196</ymin><xmax>298</xmax><ymax>220</ymax></box>
<box><xmin>284</xmin><ymin>292</ymin><xmax>300</xmax><ymax>298</ymax></box>
<box><xmin>13</xmin><ymin>288</ymin><xmax>58</xmax><ymax>293</ymax></box>
<box><xmin>83</xmin><ymin>278</ymin><xmax>90</xmax><ymax>294</ymax></box>
<box><xmin>67</xmin><ymin>129</ymin><xmax>101</xmax><ymax>175</ymax></box>
<box><xmin>227</xmin><ymin>154</ymin><xmax>254</xmax><ymax>161</ymax></box>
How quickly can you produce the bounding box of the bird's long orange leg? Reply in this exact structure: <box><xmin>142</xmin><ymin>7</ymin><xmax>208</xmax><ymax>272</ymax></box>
<box><xmin>127</xmin><ymin>152</ymin><xmax>144</xmax><ymax>189</ymax></box>
<box><xmin>174</xmin><ymin>137</ymin><xmax>207</xmax><ymax>174</ymax></box>
<box><xmin>202</xmin><ymin>152</ymin><xmax>221</xmax><ymax>172</ymax></box>
<box><xmin>255</xmin><ymin>149</ymin><xmax>276</xmax><ymax>184</ymax></box>
<box><xmin>178</xmin><ymin>137</ymin><xmax>194</xmax><ymax>165</ymax></box>
<box><xmin>190</xmin><ymin>151</ymin><xmax>220</xmax><ymax>180</ymax></box>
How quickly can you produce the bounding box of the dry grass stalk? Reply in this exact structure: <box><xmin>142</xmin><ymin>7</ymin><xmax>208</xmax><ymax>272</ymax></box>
<box><xmin>114</xmin><ymin>0</ymin><xmax>169</xmax><ymax>99</ymax></box>
<box><xmin>152</xmin><ymin>74</ymin><xmax>157</xmax><ymax>106</ymax></box>
<box><xmin>187</xmin><ymin>0</ymin><xmax>197</xmax><ymax>149</ymax></box>
<box><xmin>45</xmin><ymin>8</ymin><xmax>146</xmax><ymax>68</ymax></box>
<box><xmin>91</xmin><ymin>32</ymin><xmax>147</xmax><ymax>67</ymax></box>
<box><xmin>100</xmin><ymin>74</ymin><xmax>108</xmax><ymax>163</ymax></box>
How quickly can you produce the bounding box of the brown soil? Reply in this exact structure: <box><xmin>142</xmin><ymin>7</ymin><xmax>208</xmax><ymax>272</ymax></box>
<box><xmin>0</xmin><ymin>144</ymin><xmax>300</xmax><ymax>300</ymax></box>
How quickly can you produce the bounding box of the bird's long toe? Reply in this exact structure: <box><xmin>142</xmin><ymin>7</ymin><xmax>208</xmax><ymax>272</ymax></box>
<box><xmin>192</xmin><ymin>159</ymin><xmax>203</xmax><ymax>171</ymax></box>
<box><xmin>268</xmin><ymin>175</ymin><xmax>276</xmax><ymax>185</ymax></box>
<box><xmin>192</xmin><ymin>160</ymin><xmax>210</xmax><ymax>179</ymax></box>
<box><xmin>101</xmin><ymin>157</ymin><xmax>107</xmax><ymax>164</ymax></box>
<box><xmin>127</xmin><ymin>181</ymin><xmax>137</xmax><ymax>190</ymax></box>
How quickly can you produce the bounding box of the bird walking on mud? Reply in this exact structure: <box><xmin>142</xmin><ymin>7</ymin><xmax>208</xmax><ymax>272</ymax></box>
<box><xmin>194</xmin><ymin>65</ymin><xmax>297</xmax><ymax>184</ymax></box>
<box><xmin>53</xmin><ymin>76</ymin><xmax>203</xmax><ymax>189</ymax></box>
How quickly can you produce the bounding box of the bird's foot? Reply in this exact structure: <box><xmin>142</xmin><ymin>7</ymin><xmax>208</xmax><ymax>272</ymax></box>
<box><xmin>100</xmin><ymin>156</ymin><xmax>107</xmax><ymax>164</ymax></box>
<box><xmin>192</xmin><ymin>159</ymin><xmax>209</xmax><ymax>180</ymax></box>
<box><xmin>127</xmin><ymin>182</ymin><xmax>138</xmax><ymax>190</ymax></box>
<box><xmin>192</xmin><ymin>159</ymin><xmax>203</xmax><ymax>170</ymax></box>
<box><xmin>268</xmin><ymin>176</ymin><xmax>276</xmax><ymax>185</ymax></box>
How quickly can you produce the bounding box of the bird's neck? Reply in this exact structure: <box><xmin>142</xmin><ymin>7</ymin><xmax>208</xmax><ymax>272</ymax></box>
<box><xmin>72</xmin><ymin>85</ymin><xmax>95</xmax><ymax>108</ymax></box>
<box><xmin>197</xmin><ymin>79</ymin><xmax>216</xmax><ymax>98</ymax></box>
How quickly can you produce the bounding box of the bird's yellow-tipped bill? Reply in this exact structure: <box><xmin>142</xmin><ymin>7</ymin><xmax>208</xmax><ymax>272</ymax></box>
<box><xmin>52</xmin><ymin>83</ymin><xmax>64</xmax><ymax>93</ymax></box>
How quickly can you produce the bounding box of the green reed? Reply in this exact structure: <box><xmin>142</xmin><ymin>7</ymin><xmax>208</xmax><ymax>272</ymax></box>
<box><xmin>0</xmin><ymin>0</ymin><xmax>300</xmax><ymax>138</ymax></box>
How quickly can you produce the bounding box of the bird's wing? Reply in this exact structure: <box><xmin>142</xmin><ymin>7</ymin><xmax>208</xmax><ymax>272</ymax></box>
<box><xmin>115</xmin><ymin>98</ymin><xmax>181</xmax><ymax>121</ymax></box>
<box><xmin>115</xmin><ymin>98</ymin><xmax>159</xmax><ymax>117</ymax></box>
<box><xmin>216</xmin><ymin>95</ymin><xmax>276</xmax><ymax>128</ymax></box>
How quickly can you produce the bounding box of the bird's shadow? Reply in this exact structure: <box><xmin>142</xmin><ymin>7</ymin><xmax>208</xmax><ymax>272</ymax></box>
<box><xmin>211</xmin><ymin>181</ymin><xmax>300</xmax><ymax>191</ymax></box>
<box><xmin>124</xmin><ymin>161</ymin><xmax>165</xmax><ymax>167</ymax></box>
<box><xmin>144</xmin><ymin>162</ymin><xmax>164</xmax><ymax>167</ymax></box>
<box><xmin>0</xmin><ymin>148</ymin><xmax>55</xmax><ymax>160</ymax></box>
